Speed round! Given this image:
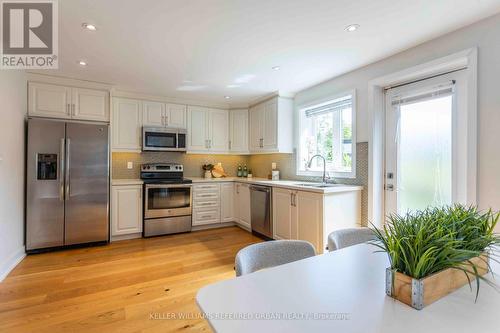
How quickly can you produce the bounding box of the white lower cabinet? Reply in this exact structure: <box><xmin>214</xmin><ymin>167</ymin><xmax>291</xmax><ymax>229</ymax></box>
<box><xmin>220</xmin><ymin>183</ymin><xmax>235</xmax><ymax>222</ymax></box>
<box><xmin>111</xmin><ymin>185</ymin><xmax>143</xmax><ymax>237</ymax></box>
<box><xmin>192</xmin><ymin>184</ymin><xmax>221</xmax><ymax>226</ymax></box>
<box><xmin>235</xmin><ymin>183</ymin><xmax>251</xmax><ymax>230</ymax></box>
<box><xmin>192</xmin><ymin>182</ymin><xmax>251</xmax><ymax>230</ymax></box>
<box><xmin>272</xmin><ymin>188</ymin><xmax>324</xmax><ymax>254</ymax></box>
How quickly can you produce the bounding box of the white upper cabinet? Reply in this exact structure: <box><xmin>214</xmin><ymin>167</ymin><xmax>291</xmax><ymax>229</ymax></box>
<box><xmin>29</xmin><ymin>82</ymin><xmax>109</xmax><ymax>122</ymax></box>
<box><xmin>249</xmin><ymin>104</ymin><xmax>263</xmax><ymax>151</ymax></box>
<box><xmin>72</xmin><ymin>88</ymin><xmax>109</xmax><ymax>122</ymax></box>
<box><xmin>249</xmin><ymin>96</ymin><xmax>293</xmax><ymax>154</ymax></box>
<box><xmin>187</xmin><ymin>106</ymin><xmax>229</xmax><ymax>153</ymax></box>
<box><xmin>142</xmin><ymin>102</ymin><xmax>186</xmax><ymax>128</ymax></box>
<box><xmin>187</xmin><ymin>106</ymin><xmax>209</xmax><ymax>151</ymax></box>
<box><xmin>112</xmin><ymin>98</ymin><xmax>142</xmax><ymax>151</ymax></box>
<box><xmin>29</xmin><ymin>83</ymin><xmax>72</xmax><ymax>119</ymax></box>
<box><xmin>142</xmin><ymin>101</ymin><xmax>165</xmax><ymax>127</ymax></box>
<box><xmin>166</xmin><ymin>103</ymin><xmax>187</xmax><ymax>128</ymax></box>
<box><xmin>209</xmin><ymin>108</ymin><xmax>229</xmax><ymax>152</ymax></box>
<box><xmin>229</xmin><ymin>109</ymin><xmax>249</xmax><ymax>154</ymax></box>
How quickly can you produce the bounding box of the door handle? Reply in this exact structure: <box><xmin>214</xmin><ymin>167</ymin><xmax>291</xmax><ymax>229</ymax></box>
<box><xmin>65</xmin><ymin>138</ymin><xmax>71</xmax><ymax>199</ymax></box>
<box><xmin>59</xmin><ymin>138</ymin><xmax>65</xmax><ymax>201</ymax></box>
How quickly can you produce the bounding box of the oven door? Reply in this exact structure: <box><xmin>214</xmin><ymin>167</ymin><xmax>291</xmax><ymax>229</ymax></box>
<box><xmin>144</xmin><ymin>184</ymin><xmax>192</xmax><ymax>219</ymax></box>
<box><xmin>143</xmin><ymin>128</ymin><xmax>177</xmax><ymax>151</ymax></box>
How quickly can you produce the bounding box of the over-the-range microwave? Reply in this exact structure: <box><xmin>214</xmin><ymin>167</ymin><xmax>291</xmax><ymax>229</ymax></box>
<box><xmin>142</xmin><ymin>127</ymin><xmax>187</xmax><ymax>152</ymax></box>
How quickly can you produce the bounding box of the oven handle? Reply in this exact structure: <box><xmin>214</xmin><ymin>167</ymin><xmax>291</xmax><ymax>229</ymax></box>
<box><xmin>145</xmin><ymin>184</ymin><xmax>193</xmax><ymax>189</ymax></box>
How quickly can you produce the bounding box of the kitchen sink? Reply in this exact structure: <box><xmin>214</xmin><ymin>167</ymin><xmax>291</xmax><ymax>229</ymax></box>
<box><xmin>294</xmin><ymin>183</ymin><xmax>342</xmax><ymax>188</ymax></box>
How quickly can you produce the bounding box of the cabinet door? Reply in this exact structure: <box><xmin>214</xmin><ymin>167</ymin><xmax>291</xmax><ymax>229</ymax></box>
<box><xmin>273</xmin><ymin>188</ymin><xmax>293</xmax><ymax>239</ymax></box>
<box><xmin>230</xmin><ymin>109</ymin><xmax>249</xmax><ymax>153</ymax></box>
<box><xmin>263</xmin><ymin>100</ymin><xmax>278</xmax><ymax>150</ymax></box>
<box><xmin>220</xmin><ymin>183</ymin><xmax>234</xmax><ymax>222</ymax></box>
<box><xmin>237</xmin><ymin>183</ymin><xmax>251</xmax><ymax>228</ymax></box>
<box><xmin>249</xmin><ymin>105</ymin><xmax>263</xmax><ymax>151</ymax></box>
<box><xmin>209</xmin><ymin>109</ymin><xmax>229</xmax><ymax>152</ymax></box>
<box><xmin>112</xmin><ymin>98</ymin><xmax>142</xmax><ymax>151</ymax></box>
<box><xmin>187</xmin><ymin>106</ymin><xmax>209</xmax><ymax>151</ymax></box>
<box><xmin>72</xmin><ymin>88</ymin><xmax>109</xmax><ymax>121</ymax></box>
<box><xmin>28</xmin><ymin>82</ymin><xmax>71</xmax><ymax>119</ymax></box>
<box><xmin>166</xmin><ymin>103</ymin><xmax>186</xmax><ymax>128</ymax></box>
<box><xmin>296</xmin><ymin>191</ymin><xmax>323</xmax><ymax>253</ymax></box>
<box><xmin>142</xmin><ymin>101</ymin><xmax>165</xmax><ymax>127</ymax></box>
<box><xmin>111</xmin><ymin>185</ymin><xmax>143</xmax><ymax>236</ymax></box>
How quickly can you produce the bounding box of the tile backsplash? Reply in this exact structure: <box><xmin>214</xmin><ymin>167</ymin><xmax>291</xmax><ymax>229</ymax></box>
<box><xmin>112</xmin><ymin>142</ymin><xmax>368</xmax><ymax>225</ymax></box>
<box><xmin>112</xmin><ymin>152</ymin><xmax>249</xmax><ymax>179</ymax></box>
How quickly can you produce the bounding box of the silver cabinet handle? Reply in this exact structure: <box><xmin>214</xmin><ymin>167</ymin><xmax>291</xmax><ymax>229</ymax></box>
<box><xmin>165</xmin><ymin>115</ymin><xmax>168</xmax><ymax>126</ymax></box>
<box><xmin>72</xmin><ymin>104</ymin><xmax>76</xmax><ymax>116</ymax></box>
<box><xmin>65</xmin><ymin>138</ymin><xmax>71</xmax><ymax>199</ymax></box>
<box><xmin>59</xmin><ymin>138</ymin><xmax>65</xmax><ymax>201</ymax></box>
<box><xmin>228</xmin><ymin>140</ymin><xmax>231</xmax><ymax>150</ymax></box>
<box><xmin>67</xmin><ymin>104</ymin><xmax>70</xmax><ymax>115</ymax></box>
<box><xmin>290</xmin><ymin>192</ymin><xmax>293</xmax><ymax>206</ymax></box>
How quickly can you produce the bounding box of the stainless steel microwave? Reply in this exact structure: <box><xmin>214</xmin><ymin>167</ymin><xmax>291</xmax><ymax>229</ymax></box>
<box><xmin>142</xmin><ymin>127</ymin><xmax>187</xmax><ymax>152</ymax></box>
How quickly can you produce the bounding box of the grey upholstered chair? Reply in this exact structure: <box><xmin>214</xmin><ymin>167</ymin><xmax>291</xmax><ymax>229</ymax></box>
<box><xmin>327</xmin><ymin>227</ymin><xmax>376</xmax><ymax>252</ymax></box>
<box><xmin>235</xmin><ymin>240</ymin><xmax>316</xmax><ymax>276</ymax></box>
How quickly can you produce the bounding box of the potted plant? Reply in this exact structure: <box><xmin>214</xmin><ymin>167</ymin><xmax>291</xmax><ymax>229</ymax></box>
<box><xmin>371</xmin><ymin>205</ymin><xmax>500</xmax><ymax>310</ymax></box>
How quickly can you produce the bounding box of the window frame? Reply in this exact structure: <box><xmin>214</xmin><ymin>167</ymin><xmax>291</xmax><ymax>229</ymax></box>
<box><xmin>295</xmin><ymin>89</ymin><xmax>357</xmax><ymax>179</ymax></box>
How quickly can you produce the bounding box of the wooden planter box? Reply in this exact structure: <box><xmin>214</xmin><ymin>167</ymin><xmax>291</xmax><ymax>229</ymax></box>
<box><xmin>386</xmin><ymin>255</ymin><xmax>490</xmax><ymax>310</ymax></box>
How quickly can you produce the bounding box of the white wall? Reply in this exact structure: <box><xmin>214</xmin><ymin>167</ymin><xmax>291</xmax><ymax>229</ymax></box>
<box><xmin>0</xmin><ymin>71</ymin><xmax>27</xmax><ymax>281</ymax></box>
<box><xmin>294</xmin><ymin>13</ymin><xmax>500</xmax><ymax>227</ymax></box>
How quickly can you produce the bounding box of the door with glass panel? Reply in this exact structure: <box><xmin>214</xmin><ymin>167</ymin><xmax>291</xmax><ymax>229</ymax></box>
<box><xmin>384</xmin><ymin>71</ymin><xmax>466</xmax><ymax>216</ymax></box>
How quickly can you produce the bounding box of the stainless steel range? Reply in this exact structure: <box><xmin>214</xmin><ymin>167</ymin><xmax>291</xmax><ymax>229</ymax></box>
<box><xmin>141</xmin><ymin>163</ymin><xmax>192</xmax><ymax>237</ymax></box>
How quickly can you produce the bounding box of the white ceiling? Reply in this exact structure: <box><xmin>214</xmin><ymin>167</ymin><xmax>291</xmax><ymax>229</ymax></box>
<box><xmin>45</xmin><ymin>0</ymin><xmax>500</xmax><ymax>106</ymax></box>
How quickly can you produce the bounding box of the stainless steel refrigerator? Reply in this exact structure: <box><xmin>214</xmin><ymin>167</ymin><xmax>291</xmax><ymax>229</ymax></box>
<box><xmin>26</xmin><ymin>118</ymin><xmax>109</xmax><ymax>252</ymax></box>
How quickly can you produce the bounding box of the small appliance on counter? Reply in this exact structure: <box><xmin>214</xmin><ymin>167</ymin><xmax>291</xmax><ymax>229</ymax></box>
<box><xmin>141</xmin><ymin>163</ymin><xmax>192</xmax><ymax>237</ymax></box>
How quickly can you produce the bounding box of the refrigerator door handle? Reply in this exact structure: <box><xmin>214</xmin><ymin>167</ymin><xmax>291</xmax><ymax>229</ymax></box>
<box><xmin>65</xmin><ymin>138</ymin><xmax>71</xmax><ymax>199</ymax></box>
<box><xmin>60</xmin><ymin>138</ymin><xmax>65</xmax><ymax>201</ymax></box>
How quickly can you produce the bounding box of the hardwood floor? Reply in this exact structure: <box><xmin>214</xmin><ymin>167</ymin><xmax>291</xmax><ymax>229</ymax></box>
<box><xmin>0</xmin><ymin>227</ymin><xmax>262</xmax><ymax>332</ymax></box>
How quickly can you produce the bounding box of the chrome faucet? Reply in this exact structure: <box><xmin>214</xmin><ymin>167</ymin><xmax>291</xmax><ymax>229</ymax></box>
<box><xmin>307</xmin><ymin>154</ymin><xmax>327</xmax><ymax>184</ymax></box>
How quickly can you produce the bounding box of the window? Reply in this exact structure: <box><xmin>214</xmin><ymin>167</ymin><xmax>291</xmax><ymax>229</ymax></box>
<box><xmin>297</xmin><ymin>91</ymin><xmax>356</xmax><ymax>178</ymax></box>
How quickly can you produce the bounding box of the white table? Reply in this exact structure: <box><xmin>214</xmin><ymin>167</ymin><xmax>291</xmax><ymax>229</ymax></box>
<box><xmin>196</xmin><ymin>244</ymin><xmax>500</xmax><ymax>333</ymax></box>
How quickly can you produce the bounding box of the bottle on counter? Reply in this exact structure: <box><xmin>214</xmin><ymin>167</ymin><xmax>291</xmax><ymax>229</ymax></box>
<box><xmin>237</xmin><ymin>165</ymin><xmax>242</xmax><ymax>177</ymax></box>
<box><xmin>243</xmin><ymin>165</ymin><xmax>248</xmax><ymax>177</ymax></box>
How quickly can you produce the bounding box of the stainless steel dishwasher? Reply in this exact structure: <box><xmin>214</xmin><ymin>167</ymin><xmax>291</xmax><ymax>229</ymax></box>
<box><xmin>250</xmin><ymin>185</ymin><xmax>273</xmax><ymax>239</ymax></box>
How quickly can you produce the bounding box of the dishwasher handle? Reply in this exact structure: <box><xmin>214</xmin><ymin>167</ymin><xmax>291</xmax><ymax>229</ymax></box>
<box><xmin>250</xmin><ymin>185</ymin><xmax>271</xmax><ymax>193</ymax></box>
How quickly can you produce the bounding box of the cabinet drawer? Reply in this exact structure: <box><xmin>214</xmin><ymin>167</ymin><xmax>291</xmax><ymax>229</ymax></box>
<box><xmin>193</xmin><ymin>199</ymin><xmax>219</xmax><ymax>209</ymax></box>
<box><xmin>193</xmin><ymin>184</ymin><xmax>220</xmax><ymax>192</ymax></box>
<box><xmin>194</xmin><ymin>191</ymin><xmax>219</xmax><ymax>200</ymax></box>
<box><xmin>193</xmin><ymin>209</ymin><xmax>220</xmax><ymax>225</ymax></box>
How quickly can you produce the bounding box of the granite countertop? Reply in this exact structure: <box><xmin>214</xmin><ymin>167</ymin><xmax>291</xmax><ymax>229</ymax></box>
<box><xmin>111</xmin><ymin>179</ymin><xmax>144</xmax><ymax>185</ymax></box>
<box><xmin>189</xmin><ymin>177</ymin><xmax>363</xmax><ymax>194</ymax></box>
<box><xmin>111</xmin><ymin>177</ymin><xmax>362</xmax><ymax>194</ymax></box>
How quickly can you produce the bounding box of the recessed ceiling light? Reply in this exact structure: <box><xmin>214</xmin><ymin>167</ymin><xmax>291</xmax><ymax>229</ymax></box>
<box><xmin>272</xmin><ymin>66</ymin><xmax>281</xmax><ymax>71</ymax></box>
<box><xmin>226</xmin><ymin>84</ymin><xmax>241</xmax><ymax>88</ymax></box>
<box><xmin>82</xmin><ymin>23</ymin><xmax>97</xmax><ymax>31</ymax></box>
<box><xmin>78</xmin><ymin>60</ymin><xmax>87</xmax><ymax>66</ymax></box>
<box><xmin>345</xmin><ymin>24</ymin><xmax>359</xmax><ymax>32</ymax></box>
<box><xmin>224</xmin><ymin>96</ymin><xmax>231</xmax><ymax>99</ymax></box>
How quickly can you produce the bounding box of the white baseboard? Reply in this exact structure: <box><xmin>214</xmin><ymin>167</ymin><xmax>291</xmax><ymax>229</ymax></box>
<box><xmin>111</xmin><ymin>232</ymin><xmax>142</xmax><ymax>242</ymax></box>
<box><xmin>0</xmin><ymin>246</ymin><xmax>26</xmax><ymax>282</ymax></box>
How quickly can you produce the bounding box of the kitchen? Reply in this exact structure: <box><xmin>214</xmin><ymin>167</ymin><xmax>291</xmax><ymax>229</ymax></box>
<box><xmin>2</xmin><ymin>1</ymin><xmax>500</xmax><ymax>332</ymax></box>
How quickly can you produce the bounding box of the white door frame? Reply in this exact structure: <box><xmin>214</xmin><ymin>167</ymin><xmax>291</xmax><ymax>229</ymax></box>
<box><xmin>367</xmin><ymin>48</ymin><xmax>477</xmax><ymax>228</ymax></box>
